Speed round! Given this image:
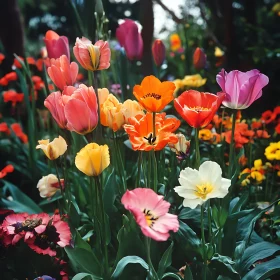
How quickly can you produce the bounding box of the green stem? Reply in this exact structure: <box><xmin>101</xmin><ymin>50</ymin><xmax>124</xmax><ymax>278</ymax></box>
<box><xmin>228</xmin><ymin>111</ymin><xmax>237</xmax><ymax>179</ymax></box>
<box><xmin>152</xmin><ymin>150</ymin><xmax>158</xmax><ymax>193</ymax></box>
<box><xmin>95</xmin><ymin>176</ymin><xmax>109</xmax><ymax>278</ymax></box>
<box><xmin>220</xmin><ymin>108</ymin><xmax>225</xmax><ymax>135</ymax></box>
<box><xmin>88</xmin><ymin>71</ymin><xmax>93</xmax><ymax>86</ymax></box>
<box><xmin>135</xmin><ymin>151</ymin><xmax>143</xmax><ymax>188</ymax></box>
<box><xmin>195</xmin><ymin>128</ymin><xmax>200</xmax><ymax>169</ymax></box>
<box><xmin>54</xmin><ymin>161</ymin><xmax>64</xmax><ymax>195</ymax></box>
<box><xmin>152</xmin><ymin>112</ymin><xmax>156</xmax><ymax>139</ymax></box>
<box><xmin>144</xmin><ymin>237</ymin><xmax>158</xmax><ymax>280</ymax></box>
<box><xmin>201</xmin><ymin>203</ymin><xmax>207</xmax><ymax>280</ymax></box>
<box><xmin>207</xmin><ymin>201</ymin><xmax>212</xmax><ymax>243</ymax></box>
<box><xmin>68</xmin><ymin>0</ymin><xmax>85</xmax><ymax>35</ymax></box>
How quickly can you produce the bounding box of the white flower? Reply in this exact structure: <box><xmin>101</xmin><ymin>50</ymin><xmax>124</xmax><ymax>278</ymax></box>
<box><xmin>37</xmin><ymin>174</ymin><xmax>64</xmax><ymax>198</ymax></box>
<box><xmin>174</xmin><ymin>161</ymin><xmax>231</xmax><ymax>209</ymax></box>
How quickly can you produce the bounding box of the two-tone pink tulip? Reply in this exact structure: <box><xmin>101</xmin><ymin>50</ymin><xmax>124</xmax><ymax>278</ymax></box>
<box><xmin>44</xmin><ymin>84</ymin><xmax>98</xmax><ymax>134</ymax></box>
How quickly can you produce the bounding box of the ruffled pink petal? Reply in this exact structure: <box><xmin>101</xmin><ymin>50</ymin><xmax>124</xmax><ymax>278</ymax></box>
<box><xmin>35</xmin><ymin>225</ymin><xmax>47</xmax><ymax>234</ymax></box>
<box><xmin>24</xmin><ymin>231</ymin><xmax>34</xmax><ymax>240</ymax></box>
<box><xmin>12</xmin><ymin>234</ymin><xmax>22</xmax><ymax>245</ymax></box>
<box><xmin>48</xmin><ymin>65</ymin><xmax>66</xmax><ymax>90</ymax></box>
<box><xmin>141</xmin><ymin>225</ymin><xmax>170</xmax><ymax>241</ymax></box>
<box><xmin>152</xmin><ymin>213</ymin><xmax>179</xmax><ymax>233</ymax></box>
<box><xmin>62</xmin><ymin>86</ymin><xmax>76</xmax><ymax>96</ymax></box>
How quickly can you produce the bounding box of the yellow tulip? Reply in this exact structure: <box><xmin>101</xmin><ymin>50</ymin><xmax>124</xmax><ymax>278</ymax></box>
<box><xmin>182</xmin><ymin>74</ymin><xmax>207</xmax><ymax>88</ymax></box>
<box><xmin>75</xmin><ymin>143</ymin><xmax>110</xmax><ymax>176</ymax></box>
<box><xmin>36</xmin><ymin>136</ymin><xmax>67</xmax><ymax>160</ymax></box>
<box><xmin>214</xmin><ymin>47</ymin><xmax>224</xmax><ymax>57</ymax></box>
<box><xmin>121</xmin><ymin>99</ymin><xmax>144</xmax><ymax>123</ymax></box>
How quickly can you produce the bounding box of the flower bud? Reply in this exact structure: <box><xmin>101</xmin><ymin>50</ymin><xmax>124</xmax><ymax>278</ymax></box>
<box><xmin>152</xmin><ymin>39</ymin><xmax>166</xmax><ymax>67</ymax></box>
<box><xmin>193</xmin><ymin>47</ymin><xmax>206</xmax><ymax>70</ymax></box>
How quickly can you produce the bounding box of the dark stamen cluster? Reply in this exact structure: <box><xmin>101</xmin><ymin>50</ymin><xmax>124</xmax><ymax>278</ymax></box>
<box><xmin>143</xmin><ymin>93</ymin><xmax>161</xmax><ymax>100</ymax></box>
<box><xmin>144</xmin><ymin>133</ymin><xmax>156</xmax><ymax>145</ymax></box>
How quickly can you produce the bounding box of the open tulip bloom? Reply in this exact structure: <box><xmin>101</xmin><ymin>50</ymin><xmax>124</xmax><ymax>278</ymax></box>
<box><xmin>175</xmin><ymin>161</ymin><xmax>231</xmax><ymax>209</ymax></box>
<box><xmin>216</xmin><ymin>69</ymin><xmax>269</xmax><ymax>109</ymax></box>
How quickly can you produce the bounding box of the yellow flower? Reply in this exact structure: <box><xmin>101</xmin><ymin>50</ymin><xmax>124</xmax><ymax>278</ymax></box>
<box><xmin>199</xmin><ymin>129</ymin><xmax>213</xmax><ymax>141</ymax></box>
<box><xmin>253</xmin><ymin>159</ymin><xmax>263</xmax><ymax>170</ymax></box>
<box><xmin>251</xmin><ymin>171</ymin><xmax>264</xmax><ymax>182</ymax></box>
<box><xmin>241</xmin><ymin>178</ymin><xmax>250</xmax><ymax>187</ymax></box>
<box><xmin>168</xmin><ymin>133</ymin><xmax>190</xmax><ymax>158</ymax></box>
<box><xmin>214</xmin><ymin>47</ymin><xmax>224</xmax><ymax>57</ymax></box>
<box><xmin>272</xmin><ymin>3</ymin><xmax>280</xmax><ymax>14</ymax></box>
<box><xmin>36</xmin><ymin>136</ymin><xmax>67</xmax><ymax>160</ymax></box>
<box><xmin>75</xmin><ymin>143</ymin><xmax>110</xmax><ymax>176</ymax></box>
<box><xmin>182</xmin><ymin>74</ymin><xmax>207</xmax><ymax>88</ymax></box>
<box><xmin>98</xmin><ymin>88</ymin><xmax>144</xmax><ymax>131</ymax></box>
<box><xmin>265</xmin><ymin>142</ymin><xmax>280</xmax><ymax>161</ymax></box>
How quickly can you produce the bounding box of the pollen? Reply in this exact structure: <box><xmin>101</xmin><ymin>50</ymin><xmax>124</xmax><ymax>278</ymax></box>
<box><xmin>142</xmin><ymin>92</ymin><xmax>161</xmax><ymax>100</ymax></box>
<box><xmin>194</xmin><ymin>182</ymin><xmax>214</xmax><ymax>199</ymax></box>
<box><xmin>189</xmin><ymin>106</ymin><xmax>209</xmax><ymax>112</ymax></box>
<box><xmin>143</xmin><ymin>209</ymin><xmax>158</xmax><ymax>227</ymax></box>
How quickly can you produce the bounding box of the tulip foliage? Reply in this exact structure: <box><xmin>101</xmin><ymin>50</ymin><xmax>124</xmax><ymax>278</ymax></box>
<box><xmin>1</xmin><ymin>8</ymin><xmax>280</xmax><ymax>280</ymax></box>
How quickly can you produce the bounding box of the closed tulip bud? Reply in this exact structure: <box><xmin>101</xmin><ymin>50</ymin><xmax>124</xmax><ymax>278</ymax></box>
<box><xmin>37</xmin><ymin>174</ymin><xmax>64</xmax><ymax>198</ymax></box>
<box><xmin>193</xmin><ymin>47</ymin><xmax>207</xmax><ymax>70</ymax></box>
<box><xmin>75</xmin><ymin>143</ymin><xmax>110</xmax><ymax>176</ymax></box>
<box><xmin>44</xmin><ymin>30</ymin><xmax>70</xmax><ymax>60</ymax></box>
<box><xmin>36</xmin><ymin>136</ymin><xmax>67</xmax><ymax>160</ymax></box>
<box><xmin>73</xmin><ymin>37</ymin><xmax>110</xmax><ymax>71</ymax></box>
<box><xmin>152</xmin><ymin>39</ymin><xmax>166</xmax><ymax>67</ymax></box>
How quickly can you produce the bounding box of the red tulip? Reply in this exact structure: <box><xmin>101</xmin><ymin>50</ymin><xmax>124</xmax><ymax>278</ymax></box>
<box><xmin>174</xmin><ymin>90</ymin><xmax>225</xmax><ymax>128</ymax></box>
<box><xmin>116</xmin><ymin>19</ymin><xmax>143</xmax><ymax>60</ymax></box>
<box><xmin>193</xmin><ymin>48</ymin><xmax>207</xmax><ymax>70</ymax></box>
<box><xmin>44</xmin><ymin>30</ymin><xmax>70</xmax><ymax>60</ymax></box>
<box><xmin>152</xmin><ymin>39</ymin><xmax>166</xmax><ymax>67</ymax></box>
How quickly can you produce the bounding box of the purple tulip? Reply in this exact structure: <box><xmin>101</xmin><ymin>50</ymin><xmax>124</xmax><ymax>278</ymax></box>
<box><xmin>116</xmin><ymin>19</ymin><xmax>143</xmax><ymax>61</ymax></box>
<box><xmin>34</xmin><ymin>276</ymin><xmax>55</xmax><ymax>280</ymax></box>
<box><xmin>216</xmin><ymin>69</ymin><xmax>269</xmax><ymax>109</ymax></box>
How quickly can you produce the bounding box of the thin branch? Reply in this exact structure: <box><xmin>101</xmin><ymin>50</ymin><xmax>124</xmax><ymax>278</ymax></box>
<box><xmin>153</xmin><ymin>0</ymin><xmax>184</xmax><ymax>24</ymax></box>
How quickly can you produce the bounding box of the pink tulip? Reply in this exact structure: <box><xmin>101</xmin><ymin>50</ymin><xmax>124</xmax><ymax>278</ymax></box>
<box><xmin>44</xmin><ymin>84</ymin><xmax>98</xmax><ymax>134</ymax></box>
<box><xmin>73</xmin><ymin>37</ymin><xmax>110</xmax><ymax>71</ymax></box>
<box><xmin>216</xmin><ymin>69</ymin><xmax>269</xmax><ymax>109</ymax></box>
<box><xmin>116</xmin><ymin>19</ymin><xmax>143</xmax><ymax>60</ymax></box>
<box><xmin>44</xmin><ymin>30</ymin><xmax>70</xmax><ymax>60</ymax></box>
<box><xmin>47</xmin><ymin>55</ymin><xmax>79</xmax><ymax>90</ymax></box>
<box><xmin>152</xmin><ymin>39</ymin><xmax>166</xmax><ymax>67</ymax></box>
<box><xmin>121</xmin><ymin>188</ymin><xmax>179</xmax><ymax>241</ymax></box>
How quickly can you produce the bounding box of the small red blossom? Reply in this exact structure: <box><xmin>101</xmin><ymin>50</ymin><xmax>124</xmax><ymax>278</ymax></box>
<box><xmin>3</xmin><ymin>90</ymin><xmax>24</xmax><ymax>107</ymax></box>
<box><xmin>11</xmin><ymin>123</ymin><xmax>28</xmax><ymax>143</ymax></box>
<box><xmin>0</xmin><ymin>165</ymin><xmax>14</xmax><ymax>178</ymax></box>
<box><xmin>0</xmin><ymin>122</ymin><xmax>10</xmax><ymax>135</ymax></box>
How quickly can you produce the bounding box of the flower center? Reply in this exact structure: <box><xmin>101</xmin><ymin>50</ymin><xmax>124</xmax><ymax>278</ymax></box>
<box><xmin>195</xmin><ymin>182</ymin><xmax>213</xmax><ymax>199</ymax></box>
<box><xmin>144</xmin><ymin>133</ymin><xmax>157</xmax><ymax>145</ymax></box>
<box><xmin>143</xmin><ymin>209</ymin><xmax>158</xmax><ymax>228</ymax></box>
<box><xmin>87</xmin><ymin>45</ymin><xmax>101</xmax><ymax>70</ymax></box>
<box><xmin>34</xmin><ymin>225</ymin><xmax>60</xmax><ymax>250</ymax></box>
<box><xmin>14</xmin><ymin>218</ymin><xmax>42</xmax><ymax>233</ymax></box>
<box><xmin>189</xmin><ymin>106</ymin><xmax>209</xmax><ymax>112</ymax></box>
<box><xmin>142</xmin><ymin>93</ymin><xmax>161</xmax><ymax>100</ymax></box>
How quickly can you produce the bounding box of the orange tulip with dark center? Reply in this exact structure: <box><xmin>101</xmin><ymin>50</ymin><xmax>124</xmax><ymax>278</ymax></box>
<box><xmin>123</xmin><ymin>112</ymin><xmax>180</xmax><ymax>151</ymax></box>
<box><xmin>174</xmin><ymin>90</ymin><xmax>225</xmax><ymax>128</ymax></box>
<box><xmin>133</xmin><ymin>75</ymin><xmax>175</xmax><ymax>112</ymax></box>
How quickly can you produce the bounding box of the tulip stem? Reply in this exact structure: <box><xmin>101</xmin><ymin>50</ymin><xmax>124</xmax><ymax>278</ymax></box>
<box><xmin>152</xmin><ymin>112</ymin><xmax>156</xmax><ymax>139</ymax></box>
<box><xmin>195</xmin><ymin>128</ymin><xmax>200</xmax><ymax>169</ymax></box>
<box><xmin>228</xmin><ymin>111</ymin><xmax>237</xmax><ymax>179</ymax></box>
<box><xmin>135</xmin><ymin>151</ymin><xmax>143</xmax><ymax>188</ymax></box>
<box><xmin>95</xmin><ymin>176</ymin><xmax>110</xmax><ymax>278</ymax></box>
<box><xmin>152</xmin><ymin>150</ymin><xmax>158</xmax><ymax>193</ymax></box>
<box><xmin>200</xmin><ymin>203</ymin><xmax>207</xmax><ymax>280</ymax></box>
<box><xmin>145</xmin><ymin>237</ymin><xmax>159</xmax><ymax>280</ymax></box>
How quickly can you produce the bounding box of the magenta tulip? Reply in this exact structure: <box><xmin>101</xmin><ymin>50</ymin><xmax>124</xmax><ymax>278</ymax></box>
<box><xmin>216</xmin><ymin>69</ymin><xmax>269</xmax><ymax>109</ymax></box>
<box><xmin>116</xmin><ymin>19</ymin><xmax>143</xmax><ymax>60</ymax></box>
<box><xmin>44</xmin><ymin>30</ymin><xmax>70</xmax><ymax>60</ymax></box>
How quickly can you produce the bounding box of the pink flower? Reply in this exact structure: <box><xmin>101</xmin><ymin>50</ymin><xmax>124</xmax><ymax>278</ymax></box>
<box><xmin>47</xmin><ymin>55</ymin><xmax>79</xmax><ymax>90</ymax></box>
<box><xmin>26</xmin><ymin>214</ymin><xmax>71</xmax><ymax>256</ymax></box>
<box><xmin>44</xmin><ymin>84</ymin><xmax>98</xmax><ymax>134</ymax></box>
<box><xmin>121</xmin><ymin>188</ymin><xmax>179</xmax><ymax>241</ymax></box>
<box><xmin>73</xmin><ymin>37</ymin><xmax>110</xmax><ymax>71</ymax></box>
<box><xmin>216</xmin><ymin>69</ymin><xmax>269</xmax><ymax>109</ymax></box>
<box><xmin>44</xmin><ymin>30</ymin><xmax>70</xmax><ymax>60</ymax></box>
<box><xmin>116</xmin><ymin>19</ymin><xmax>143</xmax><ymax>60</ymax></box>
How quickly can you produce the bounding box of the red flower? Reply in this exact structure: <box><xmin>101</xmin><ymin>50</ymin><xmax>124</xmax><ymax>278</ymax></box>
<box><xmin>0</xmin><ymin>53</ymin><xmax>5</xmax><ymax>64</ymax></box>
<box><xmin>152</xmin><ymin>39</ymin><xmax>166</xmax><ymax>67</ymax></box>
<box><xmin>32</xmin><ymin>76</ymin><xmax>44</xmax><ymax>90</ymax></box>
<box><xmin>275</xmin><ymin>123</ymin><xmax>280</xmax><ymax>134</ymax></box>
<box><xmin>261</xmin><ymin>110</ymin><xmax>276</xmax><ymax>124</ymax></box>
<box><xmin>0</xmin><ymin>165</ymin><xmax>14</xmax><ymax>178</ymax></box>
<box><xmin>0</xmin><ymin>72</ymin><xmax>17</xmax><ymax>86</ymax></box>
<box><xmin>174</xmin><ymin>90</ymin><xmax>225</xmax><ymax>128</ymax></box>
<box><xmin>256</xmin><ymin>130</ymin><xmax>270</xmax><ymax>138</ymax></box>
<box><xmin>44</xmin><ymin>30</ymin><xmax>70</xmax><ymax>60</ymax></box>
<box><xmin>11</xmin><ymin>123</ymin><xmax>28</xmax><ymax>143</ymax></box>
<box><xmin>193</xmin><ymin>47</ymin><xmax>207</xmax><ymax>70</ymax></box>
<box><xmin>0</xmin><ymin>122</ymin><xmax>10</xmax><ymax>135</ymax></box>
<box><xmin>3</xmin><ymin>90</ymin><xmax>24</xmax><ymax>107</ymax></box>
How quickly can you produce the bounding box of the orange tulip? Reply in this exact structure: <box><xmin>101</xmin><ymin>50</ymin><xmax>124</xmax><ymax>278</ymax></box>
<box><xmin>123</xmin><ymin>112</ymin><xmax>180</xmax><ymax>151</ymax></box>
<box><xmin>133</xmin><ymin>75</ymin><xmax>175</xmax><ymax>112</ymax></box>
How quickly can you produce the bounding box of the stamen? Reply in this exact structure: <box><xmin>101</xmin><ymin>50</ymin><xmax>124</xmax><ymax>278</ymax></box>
<box><xmin>142</xmin><ymin>93</ymin><xmax>161</xmax><ymax>100</ymax></box>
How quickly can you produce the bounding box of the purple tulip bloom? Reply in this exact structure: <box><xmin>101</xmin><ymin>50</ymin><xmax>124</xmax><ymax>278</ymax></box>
<box><xmin>116</xmin><ymin>19</ymin><xmax>143</xmax><ymax>61</ymax></box>
<box><xmin>34</xmin><ymin>276</ymin><xmax>55</xmax><ymax>280</ymax></box>
<box><xmin>216</xmin><ymin>69</ymin><xmax>269</xmax><ymax>109</ymax></box>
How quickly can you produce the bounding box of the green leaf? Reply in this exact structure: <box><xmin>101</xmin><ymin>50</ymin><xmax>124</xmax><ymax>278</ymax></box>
<box><xmin>237</xmin><ymin>242</ymin><xmax>280</xmax><ymax>277</ymax></box>
<box><xmin>65</xmin><ymin>247</ymin><xmax>101</xmax><ymax>276</ymax></box>
<box><xmin>103</xmin><ymin>168</ymin><xmax>118</xmax><ymax>216</ymax></box>
<box><xmin>0</xmin><ymin>181</ymin><xmax>42</xmax><ymax>213</ymax></box>
<box><xmin>72</xmin><ymin>273</ymin><xmax>102</xmax><ymax>280</ymax></box>
<box><xmin>157</xmin><ymin>241</ymin><xmax>173</xmax><ymax>278</ymax></box>
<box><xmin>209</xmin><ymin>254</ymin><xmax>240</xmax><ymax>280</ymax></box>
<box><xmin>69</xmin><ymin>201</ymin><xmax>81</xmax><ymax>228</ymax></box>
<box><xmin>111</xmin><ymin>256</ymin><xmax>149</xmax><ymax>279</ymax></box>
<box><xmin>162</xmin><ymin>272</ymin><xmax>182</xmax><ymax>279</ymax></box>
<box><xmin>242</xmin><ymin>256</ymin><xmax>280</xmax><ymax>280</ymax></box>
<box><xmin>175</xmin><ymin>221</ymin><xmax>202</xmax><ymax>255</ymax></box>
<box><xmin>75</xmin><ymin>230</ymin><xmax>92</xmax><ymax>251</ymax></box>
<box><xmin>184</xmin><ymin>265</ymin><xmax>193</xmax><ymax>280</ymax></box>
<box><xmin>231</xmin><ymin>193</ymin><xmax>249</xmax><ymax>214</ymax></box>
